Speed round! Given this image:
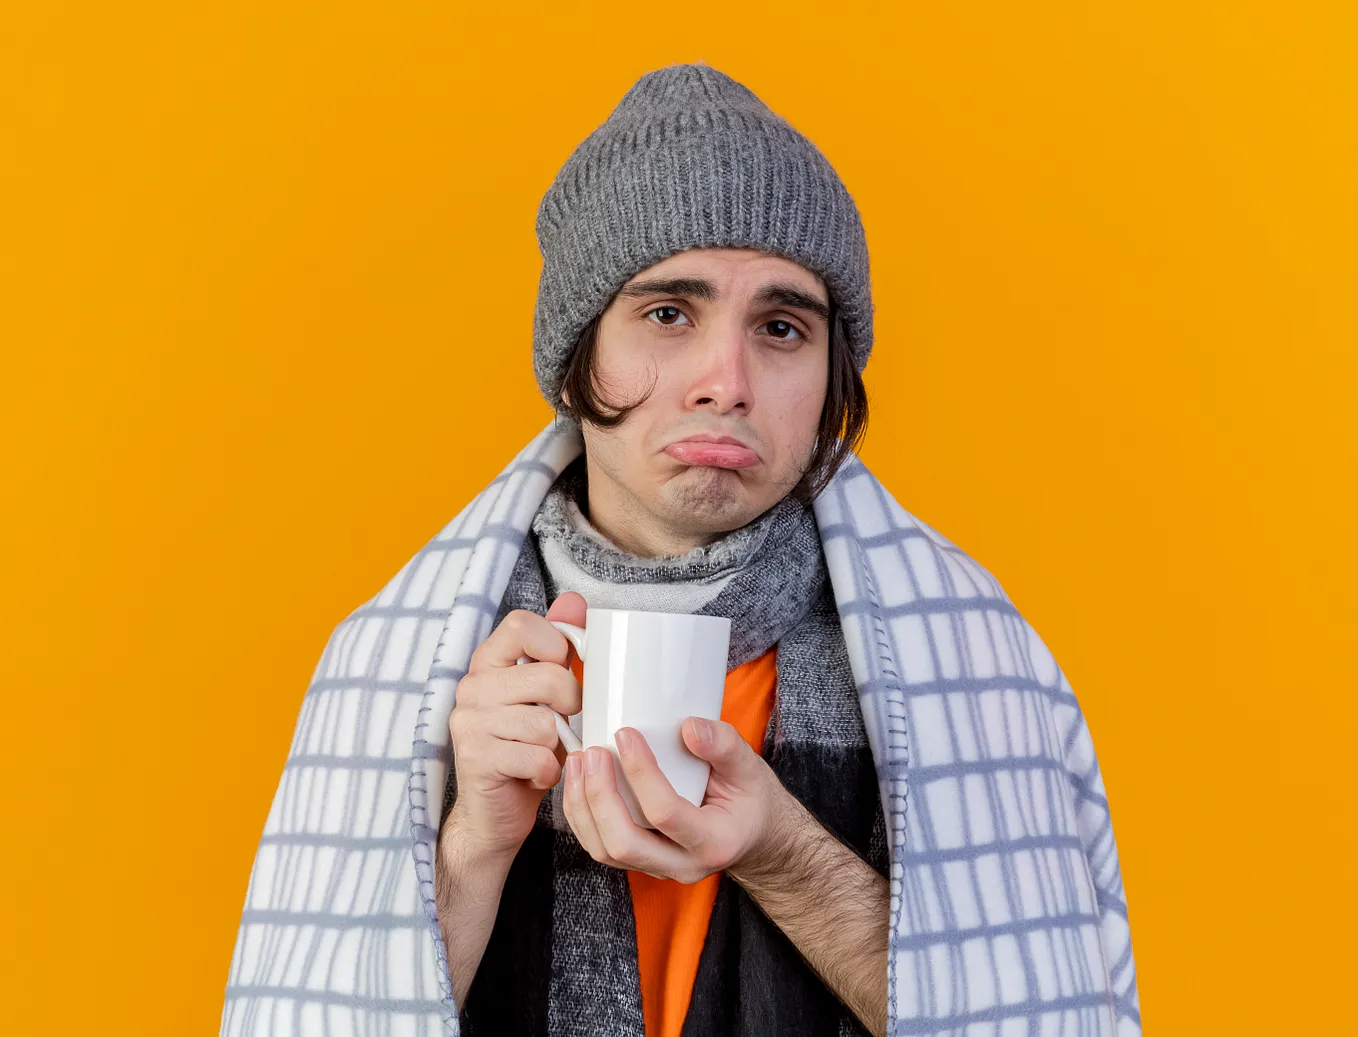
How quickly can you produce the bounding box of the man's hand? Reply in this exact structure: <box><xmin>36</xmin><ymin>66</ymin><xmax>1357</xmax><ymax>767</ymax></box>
<box><xmin>561</xmin><ymin>716</ymin><xmax>794</xmax><ymax>883</ymax></box>
<box><xmin>442</xmin><ymin>592</ymin><xmax>587</xmax><ymax>864</ymax></box>
<box><xmin>436</xmin><ymin>592</ymin><xmax>588</xmax><ymax>1012</ymax></box>
<box><xmin>562</xmin><ymin>719</ymin><xmax>889</xmax><ymax>1037</ymax></box>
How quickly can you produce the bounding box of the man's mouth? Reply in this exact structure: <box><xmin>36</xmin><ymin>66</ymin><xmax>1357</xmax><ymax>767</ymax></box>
<box><xmin>663</xmin><ymin>435</ymin><xmax>760</xmax><ymax>469</ymax></box>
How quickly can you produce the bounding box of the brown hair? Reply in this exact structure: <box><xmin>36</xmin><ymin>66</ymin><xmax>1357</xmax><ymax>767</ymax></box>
<box><xmin>557</xmin><ymin>299</ymin><xmax>869</xmax><ymax>505</ymax></box>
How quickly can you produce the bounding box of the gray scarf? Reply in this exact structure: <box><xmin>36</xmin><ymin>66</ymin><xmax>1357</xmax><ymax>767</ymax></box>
<box><xmin>533</xmin><ymin>458</ymin><xmax>826</xmax><ymax>666</ymax></box>
<box><xmin>450</xmin><ymin>460</ymin><xmax>886</xmax><ymax>1037</ymax></box>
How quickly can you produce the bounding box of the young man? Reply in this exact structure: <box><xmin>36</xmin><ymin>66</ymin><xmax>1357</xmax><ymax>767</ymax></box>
<box><xmin>221</xmin><ymin>63</ymin><xmax>1140</xmax><ymax>1037</ymax></box>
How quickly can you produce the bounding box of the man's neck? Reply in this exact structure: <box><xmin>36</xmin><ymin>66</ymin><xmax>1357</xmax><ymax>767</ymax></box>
<box><xmin>579</xmin><ymin>461</ymin><xmax>727</xmax><ymax>559</ymax></box>
<box><xmin>583</xmin><ymin>494</ymin><xmax>718</xmax><ymax>559</ymax></box>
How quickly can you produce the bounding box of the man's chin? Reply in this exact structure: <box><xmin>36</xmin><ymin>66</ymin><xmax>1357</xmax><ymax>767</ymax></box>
<box><xmin>662</xmin><ymin>465</ymin><xmax>765</xmax><ymax>524</ymax></box>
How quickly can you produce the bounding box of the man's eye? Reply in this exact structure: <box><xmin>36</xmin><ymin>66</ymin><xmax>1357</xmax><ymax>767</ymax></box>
<box><xmin>765</xmin><ymin>320</ymin><xmax>802</xmax><ymax>340</ymax></box>
<box><xmin>646</xmin><ymin>306</ymin><xmax>689</xmax><ymax>326</ymax></box>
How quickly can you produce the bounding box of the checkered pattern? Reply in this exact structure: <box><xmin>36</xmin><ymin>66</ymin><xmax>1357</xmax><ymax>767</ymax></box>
<box><xmin>220</xmin><ymin>419</ymin><xmax>1140</xmax><ymax>1037</ymax></box>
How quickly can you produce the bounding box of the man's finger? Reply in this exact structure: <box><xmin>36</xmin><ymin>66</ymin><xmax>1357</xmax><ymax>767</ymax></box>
<box><xmin>484</xmin><ymin>704</ymin><xmax>563</xmax><ymax>749</ymax></box>
<box><xmin>469</xmin><ymin>609</ymin><xmax>572</xmax><ymax>671</ymax></box>
<box><xmin>482</xmin><ymin>660</ymin><xmax>582</xmax><ymax>715</ymax></box>
<box><xmin>489</xmin><ymin>740</ymin><xmax>562</xmax><ymax>790</ymax></box>
<box><xmin>544</xmin><ymin>591</ymin><xmax>587</xmax><ymax>629</ymax></box>
<box><xmin>614</xmin><ymin>727</ymin><xmax>707</xmax><ymax>849</ymax></box>
<box><xmin>562</xmin><ymin>751</ymin><xmax>614</xmax><ymax>865</ymax></box>
<box><xmin>582</xmin><ymin>747</ymin><xmax>689</xmax><ymax>875</ymax></box>
<box><xmin>681</xmin><ymin>718</ymin><xmax>758</xmax><ymax>779</ymax></box>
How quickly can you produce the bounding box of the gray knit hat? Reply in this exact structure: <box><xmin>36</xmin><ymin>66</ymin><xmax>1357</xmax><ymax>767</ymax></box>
<box><xmin>532</xmin><ymin>61</ymin><xmax>873</xmax><ymax>410</ymax></box>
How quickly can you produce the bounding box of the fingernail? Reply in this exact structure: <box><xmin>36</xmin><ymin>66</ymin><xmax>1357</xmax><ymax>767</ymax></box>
<box><xmin>614</xmin><ymin>728</ymin><xmax>634</xmax><ymax>755</ymax></box>
<box><xmin>690</xmin><ymin>717</ymin><xmax>712</xmax><ymax>748</ymax></box>
<box><xmin>586</xmin><ymin>748</ymin><xmax>602</xmax><ymax>775</ymax></box>
<box><xmin>566</xmin><ymin>753</ymin><xmax>582</xmax><ymax>783</ymax></box>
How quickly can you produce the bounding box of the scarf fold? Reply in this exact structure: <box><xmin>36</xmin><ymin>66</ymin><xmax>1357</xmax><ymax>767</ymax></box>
<box><xmin>530</xmin><ymin>456</ymin><xmax>827</xmax><ymax>672</ymax></box>
<box><xmin>221</xmin><ymin>419</ymin><xmax>1142</xmax><ymax>1037</ymax></box>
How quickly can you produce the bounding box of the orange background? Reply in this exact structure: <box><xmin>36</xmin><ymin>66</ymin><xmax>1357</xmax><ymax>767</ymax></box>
<box><xmin>3</xmin><ymin>3</ymin><xmax>1355</xmax><ymax>1034</ymax></box>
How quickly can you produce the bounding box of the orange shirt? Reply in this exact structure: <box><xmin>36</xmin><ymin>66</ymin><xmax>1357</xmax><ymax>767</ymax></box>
<box><xmin>570</xmin><ymin>648</ymin><xmax>780</xmax><ymax>1037</ymax></box>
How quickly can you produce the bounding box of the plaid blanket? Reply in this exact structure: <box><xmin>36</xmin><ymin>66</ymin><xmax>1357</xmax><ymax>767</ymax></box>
<box><xmin>220</xmin><ymin>418</ymin><xmax>1141</xmax><ymax>1036</ymax></box>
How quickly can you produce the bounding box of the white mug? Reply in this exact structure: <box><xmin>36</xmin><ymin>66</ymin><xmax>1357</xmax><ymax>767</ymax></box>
<box><xmin>516</xmin><ymin>608</ymin><xmax>731</xmax><ymax>828</ymax></box>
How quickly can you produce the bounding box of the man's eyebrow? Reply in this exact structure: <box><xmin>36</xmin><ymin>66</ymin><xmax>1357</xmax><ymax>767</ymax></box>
<box><xmin>751</xmin><ymin>281</ymin><xmax>831</xmax><ymax>323</ymax></box>
<box><xmin>616</xmin><ymin>277</ymin><xmax>719</xmax><ymax>302</ymax></box>
<box><xmin>617</xmin><ymin>276</ymin><xmax>831</xmax><ymax>324</ymax></box>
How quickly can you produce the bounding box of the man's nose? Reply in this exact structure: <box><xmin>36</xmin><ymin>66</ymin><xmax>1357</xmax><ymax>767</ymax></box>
<box><xmin>683</xmin><ymin>323</ymin><xmax>752</xmax><ymax>414</ymax></box>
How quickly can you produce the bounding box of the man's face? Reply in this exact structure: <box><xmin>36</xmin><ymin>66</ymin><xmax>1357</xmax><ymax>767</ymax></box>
<box><xmin>571</xmin><ymin>247</ymin><xmax>830</xmax><ymax>543</ymax></box>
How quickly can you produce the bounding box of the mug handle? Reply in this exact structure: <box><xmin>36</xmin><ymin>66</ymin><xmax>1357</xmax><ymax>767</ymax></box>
<box><xmin>515</xmin><ymin>620</ymin><xmax>586</xmax><ymax>754</ymax></box>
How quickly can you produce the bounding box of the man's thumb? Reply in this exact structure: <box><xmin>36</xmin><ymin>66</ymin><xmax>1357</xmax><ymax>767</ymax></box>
<box><xmin>544</xmin><ymin>592</ymin><xmax>588</xmax><ymax>669</ymax></box>
<box><xmin>545</xmin><ymin>591</ymin><xmax>587</xmax><ymax>627</ymax></box>
<box><xmin>682</xmin><ymin>718</ymin><xmax>751</xmax><ymax>774</ymax></box>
